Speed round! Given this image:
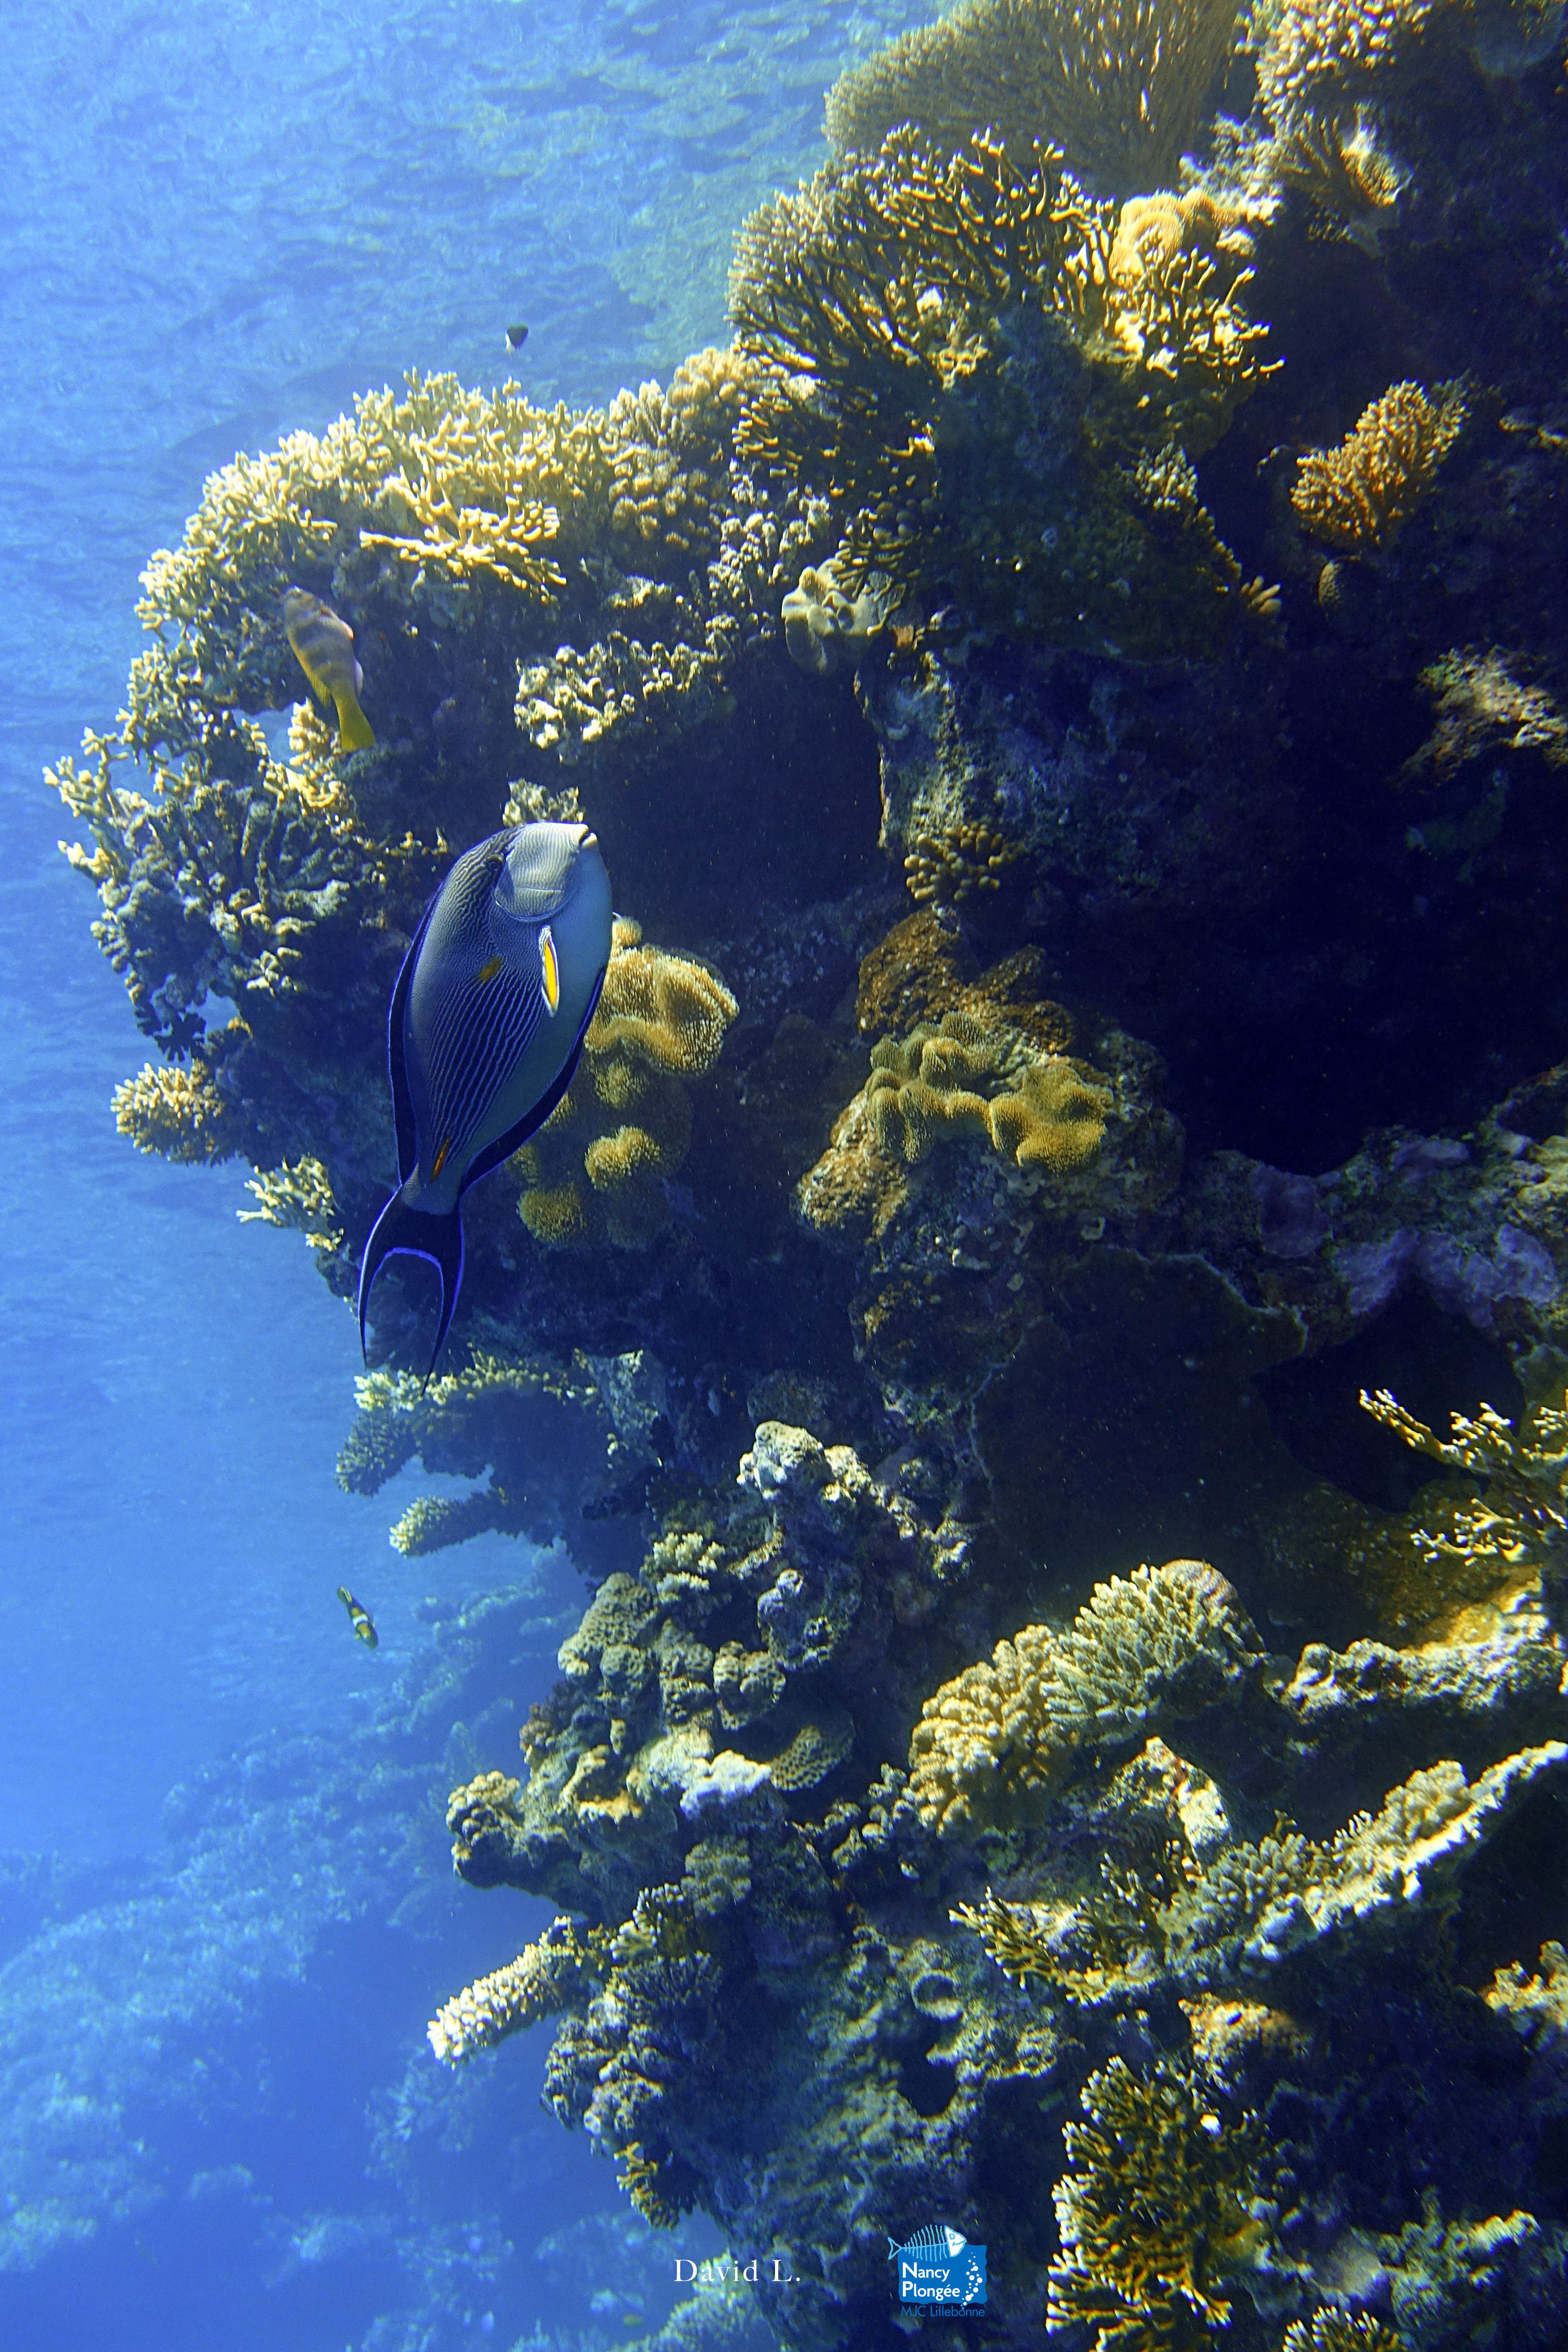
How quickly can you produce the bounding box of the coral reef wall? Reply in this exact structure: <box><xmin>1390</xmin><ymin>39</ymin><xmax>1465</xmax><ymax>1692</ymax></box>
<box><xmin>48</xmin><ymin>0</ymin><xmax>1568</xmax><ymax>2343</ymax></box>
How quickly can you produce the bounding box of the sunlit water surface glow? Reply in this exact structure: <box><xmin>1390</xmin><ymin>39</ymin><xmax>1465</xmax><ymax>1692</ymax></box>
<box><xmin>0</xmin><ymin>2</ymin><xmax>930</xmax><ymax>2344</ymax></box>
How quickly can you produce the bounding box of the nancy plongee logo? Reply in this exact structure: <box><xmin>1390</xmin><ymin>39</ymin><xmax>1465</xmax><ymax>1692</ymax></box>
<box><xmin>887</xmin><ymin>2221</ymin><xmax>987</xmax><ymax>2307</ymax></box>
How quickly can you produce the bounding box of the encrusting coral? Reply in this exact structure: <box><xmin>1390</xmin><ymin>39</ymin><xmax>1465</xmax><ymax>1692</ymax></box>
<box><xmin>1291</xmin><ymin>379</ymin><xmax>1468</xmax><ymax>556</ymax></box>
<box><xmin>516</xmin><ymin>918</ymin><xmax>739</xmax><ymax>1248</ymax></box>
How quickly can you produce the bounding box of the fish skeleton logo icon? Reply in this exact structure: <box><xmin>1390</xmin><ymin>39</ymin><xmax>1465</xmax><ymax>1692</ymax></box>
<box><xmin>887</xmin><ymin>2222</ymin><xmax>987</xmax><ymax>2306</ymax></box>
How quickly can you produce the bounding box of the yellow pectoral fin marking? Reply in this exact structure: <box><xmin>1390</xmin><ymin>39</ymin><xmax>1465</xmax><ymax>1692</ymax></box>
<box><xmin>431</xmin><ymin>1136</ymin><xmax>453</xmax><ymax>1179</ymax></box>
<box><xmin>539</xmin><ymin>924</ymin><xmax>560</xmax><ymax>1015</ymax></box>
<box><xmin>475</xmin><ymin>955</ymin><xmax>504</xmax><ymax>987</ymax></box>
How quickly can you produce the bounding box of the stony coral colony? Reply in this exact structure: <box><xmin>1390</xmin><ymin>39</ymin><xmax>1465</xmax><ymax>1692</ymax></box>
<box><xmin>48</xmin><ymin>0</ymin><xmax>1568</xmax><ymax>2342</ymax></box>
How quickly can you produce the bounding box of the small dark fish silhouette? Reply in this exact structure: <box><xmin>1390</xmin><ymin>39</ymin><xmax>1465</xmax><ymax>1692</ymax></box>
<box><xmin>357</xmin><ymin>821</ymin><xmax>612</xmax><ymax>1378</ymax></box>
<box><xmin>505</xmin><ymin>321</ymin><xmax>529</xmax><ymax>351</ymax></box>
<box><xmin>337</xmin><ymin>1585</ymin><xmax>378</xmax><ymax>1647</ymax></box>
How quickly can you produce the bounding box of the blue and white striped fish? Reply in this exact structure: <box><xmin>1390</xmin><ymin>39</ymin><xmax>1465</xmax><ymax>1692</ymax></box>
<box><xmin>357</xmin><ymin>820</ymin><xmax>612</xmax><ymax>1376</ymax></box>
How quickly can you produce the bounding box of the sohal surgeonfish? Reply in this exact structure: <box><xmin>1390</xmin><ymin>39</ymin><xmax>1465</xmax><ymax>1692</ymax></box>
<box><xmin>337</xmin><ymin>1585</ymin><xmax>378</xmax><ymax>1647</ymax></box>
<box><xmin>357</xmin><ymin>821</ymin><xmax>612</xmax><ymax>1377</ymax></box>
<box><xmin>282</xmin><ymin>585</ymin><xmax>375</xmax><ymax>751</ymax></box>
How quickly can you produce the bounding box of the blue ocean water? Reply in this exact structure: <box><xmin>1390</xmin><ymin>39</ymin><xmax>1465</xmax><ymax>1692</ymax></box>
<box><xmin>0</xmin><ymin>4</ymin><xmax>928</xmax><ymax>2343</ymax></box>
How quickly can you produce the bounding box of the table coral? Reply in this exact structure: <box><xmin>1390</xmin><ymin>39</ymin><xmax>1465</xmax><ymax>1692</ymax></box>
<box><xmin>824</xmin><ymin>0</ymin><xmax>1248</xmax><ymax>199</ymax></box>
<box><xmin>516</xmin><ymin>918</ymin><xmax>738</xmax><ymax>1248</ymax></box>
<box><xmin>1292</xmin><ymin>379</ymin><xmax>1468</xmax><ymax>556</ymax></box>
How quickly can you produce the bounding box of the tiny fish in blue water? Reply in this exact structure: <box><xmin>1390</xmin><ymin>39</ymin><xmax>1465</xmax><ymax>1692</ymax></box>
<box><xmin>887</xmin><ymin>2223</ymin><xmax>966</xmax><ymax>2261</ymax></box>
<box><xmin>504</xmin><ymin>320</ymin><xmax>529</xmax><ymax>350</ymax></box>
<box><xmin>282</xmin><ymin>586</ymin><xmax>375</xmax><ymax>751</ymax></box>
<box><xmin>336</xmin><ymin>1585</ymin><xmax>378</xmax><ymax>1647</ymax></box>
<box><xmin>357</xmin><ymin>820</ymin><xmax>612</xmax><ymax>1377</ymax></box>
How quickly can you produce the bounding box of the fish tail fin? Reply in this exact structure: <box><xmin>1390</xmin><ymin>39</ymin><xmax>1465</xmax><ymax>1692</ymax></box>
<box><xmin>335</xmin><ymin>688</ymin><xmax>376</xmax><ymax>751</ymax></box>
<box><xmin>356</xmin><ymin>1186</ymin><xmax>465</xmax><ymax>1382</ymax></box>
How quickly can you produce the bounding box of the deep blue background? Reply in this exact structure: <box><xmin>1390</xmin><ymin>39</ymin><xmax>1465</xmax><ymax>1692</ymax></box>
<box><xmin>0</xmin><ymin>4</ymin><xmax>929</xmax><ymax>2343</ymax></box>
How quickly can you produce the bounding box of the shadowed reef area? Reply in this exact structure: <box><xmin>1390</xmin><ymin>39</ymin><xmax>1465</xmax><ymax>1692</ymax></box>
<box><xmin>47</xmin><ymin>0</ymin><xmax>1568</xmax><ymax>2343</ymax></box>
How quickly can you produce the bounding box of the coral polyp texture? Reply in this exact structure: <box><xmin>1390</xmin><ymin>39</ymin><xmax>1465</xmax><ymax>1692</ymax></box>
<box><xmin>824</xmin><ymin>0</ymin><xmax>1248</xmax><ymax>198</ymax></box>
<box><xmin>516</xmin><ymin>918</ymin><xmax>739</xmax><ymax>1248</ymax></box>
<box><xmin>1291</xmin><ymin>378</ymin><xmax>1468</xmax><ymax>555</ymax></box>
<box><xmin>47</xmin><ymin>0</ymin><xmax>1568</xmax><ymax>2337</ymax></box>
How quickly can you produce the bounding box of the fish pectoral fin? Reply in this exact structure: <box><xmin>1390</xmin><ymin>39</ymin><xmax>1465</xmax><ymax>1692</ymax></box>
<box><xmin>334</xmin><ymin>689</ymin><xmax>376</xmax><ymax>751</ymax></box>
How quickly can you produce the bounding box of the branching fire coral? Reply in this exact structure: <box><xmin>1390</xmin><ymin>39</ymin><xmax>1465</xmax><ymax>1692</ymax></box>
<box><xmin>1292</xmin><ymin>380</ymin><xmax>1468</xmax><ymax>554</ymax></box>
<box><xmin>1360</xmin><ymin>1383</ymin><xmax>1568</xmax><ymax>1604</ymax></box>
<box><xmin>824</xmin><ymin>0</ymin><xmax>1248</xmax><ymax>198</ymax></box>
<box><xmin>516</xmin><ymin>918</ymin><xmax>738</xmax><ymax>1247</ymax></box>
<box><xmin>1046</xmin><ymin>2057</ymin><xmax>1266</xmax><ymax>2350</ymax></box>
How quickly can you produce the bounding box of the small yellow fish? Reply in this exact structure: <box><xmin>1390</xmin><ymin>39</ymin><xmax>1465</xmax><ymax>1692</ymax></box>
<box><xmin>337</xmin><ymin>1584</ymin><xmax>379</xmax><ymax>1648</ymax></box>
<box><xmin>283</xmin><ymin>586</ymin><xmax>375</xmax><ymax>752</ymax></box>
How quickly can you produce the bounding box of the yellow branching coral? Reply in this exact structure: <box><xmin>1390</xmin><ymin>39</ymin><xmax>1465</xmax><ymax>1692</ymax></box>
<box><xmin>616</xmin><ymin>2142</ymin><xmax>687</xmax><ymax>2230</ymax></box>
<box><xmin>1047</xmin><ymin>2057</ymin><xmax>1267</xmax><ymax>2350</ymax></box>
<box><xmin>237</xmin><ymin>1156</ymin><xmax>342</xmax><ymax>1251</ymax></box>
<box><xmin>1292</xmin><ymin>380</ymin><xmax>1467</xmax><ymax>554</ymax></box>
<box><xmin>1062</xmin><ymin>186</ymin><xmax>1278</xmax><ymax>455</ymax></box>
<box><xmin>1258</xmin><ymin>0</ymin><xmax>1437</xmax><ymax>126</ymax></box>
<box><xmin>427</xmin><ymin>1917</ymin><xmax>609</xmax><ymax>2065</ymax></box>
<box><xmin>516</xmin><ymin>918</ymin><xmax>738</xmax><ymax>1247</ymax></box>
<box><xmin>1282</xmin><ymin>2314</ymin><xmax>1404</xmax><ymax>2352</ymax></box>
<box><xmin>733</xmin><ymin>128</ymin><xmax>1076</xmax><ymax>605</ymax></box>
<box><xmin>112</xmin><ymin>1042</ymin><xmax>246</xmax><ymax>1164</ymax></box>
<box><xmin>824</xmin><ymin>0</ymin><xmax>1248</xmax><ymax>198</ymax></box>
<box><xmin>732</xmin><ymin>126</ymin><xmax>1270</xmax><ymax>645</ymax></box>
<box><xmin>1359</xmin><ymin>1384</ymin><xmax>1568</xmax><ymax>1603</ymax></box>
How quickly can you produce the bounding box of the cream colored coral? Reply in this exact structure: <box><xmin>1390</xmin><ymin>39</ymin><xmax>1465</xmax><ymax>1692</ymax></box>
<box><xmin>113</xmin><ymin>1057</ymin><xmax>241</xmax><ymax>1164</ymax></box>
<box><xmin>907</xmin><ymin>1562</ymin><xmax>1261</xmax><ymax>1836</ymax></box>
<box><xmin>428</xmin><ymin>1919</ymin><xmax>602</xmax><ymax>2064</ymax></box>
<box><xmin>907</xmin><ymin>1620</ymin><xmax>1068</xmax><ymax>1834</ymax></box>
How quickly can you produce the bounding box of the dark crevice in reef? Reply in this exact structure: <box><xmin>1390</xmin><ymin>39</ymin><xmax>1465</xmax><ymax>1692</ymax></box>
<box><xmin>1258</xmin><ymin>1291</ymin><xmax>1525</xmax><ymax>1511</ymax></box>
<box><xmin>581</xmin><ymin>650</ymin><xmax>884</xmax><ymax>948</ymax></box>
